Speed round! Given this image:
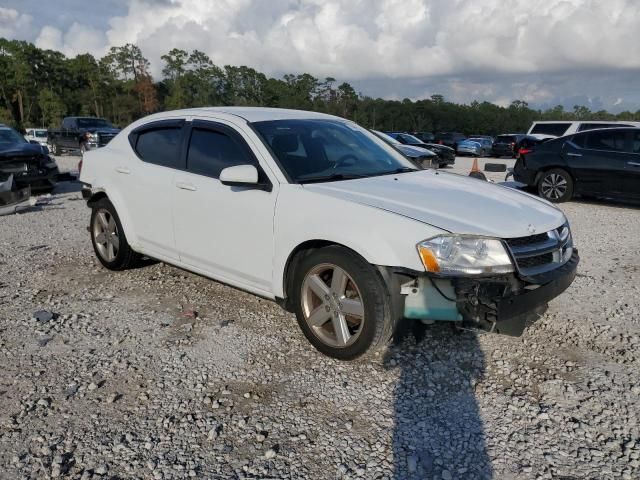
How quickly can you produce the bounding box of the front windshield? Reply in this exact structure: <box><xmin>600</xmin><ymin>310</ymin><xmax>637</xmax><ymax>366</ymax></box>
<box><xmin>397</xmin><ymin>133</ymin><xmax>423</xmax><ymax>145</ymax></box>
<box><xmin>0</xmin><ymin>128</ymin><xmax>28</xmax><ymax>146</ymax></box>
<box><xmin>77</xmin><ymin>118</ymin><xmax>113</xmax><ymax>129</ymax></box>
<box><xmin>253</xmin><ymin>119</ymin><xmax>416</xmax><ymax>183</ymax></box>
<box><xmin>371</xmin><ymin>130</ymin><xmax>400</xmax><ymax>145</ymax></box>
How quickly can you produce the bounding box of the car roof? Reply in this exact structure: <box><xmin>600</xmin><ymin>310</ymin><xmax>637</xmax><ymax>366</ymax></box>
<box><xmin>150</xmin><ymin>107</ymin><xmax>340</xmax><ymax>123</ymax></box>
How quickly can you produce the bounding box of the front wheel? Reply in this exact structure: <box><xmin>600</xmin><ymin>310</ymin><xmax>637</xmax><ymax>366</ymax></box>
<box><xmin>291</xmin><ymin>246</ymin><xmax>394</xmax><ymax>360</ymax></box>
<box><xmin>49</xmin><ymin>142</ymin><xmax>59</xmax><ymax>156</ymax></box>
<box><xmin>538</xmin><ymin>168</ymin><xmax>574</xmax><ymax>203</ymax></box>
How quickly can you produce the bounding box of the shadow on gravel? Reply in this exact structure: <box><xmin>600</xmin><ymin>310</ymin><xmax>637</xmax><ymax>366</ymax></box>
<box><xmin>386</xmin><ymin>322</ymin><xmax>492</xmax><ymax>479</ymax></box>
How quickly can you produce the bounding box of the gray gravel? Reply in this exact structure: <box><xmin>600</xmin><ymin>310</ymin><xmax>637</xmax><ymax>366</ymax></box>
<box><xmin>0</xmin><ymin>155</ymin><xmax>639</xmax><ymax>479</ymax></box>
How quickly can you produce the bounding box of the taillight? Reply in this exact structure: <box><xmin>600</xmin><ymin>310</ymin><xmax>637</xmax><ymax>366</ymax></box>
<box><xmin>519</xmin><ymin>148</ymin><xmax>532</xmax><ymax>155</ymax></box>
<box><xmin>438</xmin><ymin>140</ymin><xmax>443</xmax><ymax>144</ymax></box>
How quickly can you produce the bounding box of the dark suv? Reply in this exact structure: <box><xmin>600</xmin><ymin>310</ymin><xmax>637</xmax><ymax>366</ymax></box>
<box><xmin>492</xmin><ymin>134</ymin><xmax>527</xmax><ymax>158</ymax></box>
<box><xmin>513</xmin><ymin>127</ymin><xmax>640</xmax><ymax>203</ymax></box>
<box><xmin>434</xmin><ymin>132</ymin><xmax>466</xmax><ymax>151</ymax></box>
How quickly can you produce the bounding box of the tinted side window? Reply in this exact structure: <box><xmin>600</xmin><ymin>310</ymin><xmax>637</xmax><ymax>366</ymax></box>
<box><xmin>186</xmin><ymin>128</ymin><xmax>252</xmax><ymax>178</ymax></box>
<box><xmin>577</xmin><ymin>123</ymin><xmax>632</xmax><ymax>132</ymax></box>
<box><xmin>585</xmin><ymin>131</ymin><xmax>626</xmax><ymax>152</ymax></box>
<box><xmin>530</xmin><ymin>123</ymin><xmax>571</xmax><ymax>136</ymax></box>
<box><xmin>632</xmin><ymin>131</ymin><xmax>640</xmax><ymax>154</ymax></box>
<box><xmin>136</xmin><ymin>127</ymin><xmax>183</xmax><ymax>168</ymax></box>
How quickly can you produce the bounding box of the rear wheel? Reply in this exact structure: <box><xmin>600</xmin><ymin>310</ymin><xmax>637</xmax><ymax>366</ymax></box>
<box><xmin>49</xmin><ymin>142</ymin><xmax>59</xmax><ymax>156</ymax></box>
<box><xmin>291</xmin><ymin>246</ymin><xmax>394</xmax><ymax>360</ymax></box>
<box><xmin>90</xmin><ymin>198</ymin><xmax>141</xmax><ymax>270</ymax></box>
<box><xmin>538</xmin><ymin>168</ymin><xmax>574</xmax><ymax>203</ymax></box>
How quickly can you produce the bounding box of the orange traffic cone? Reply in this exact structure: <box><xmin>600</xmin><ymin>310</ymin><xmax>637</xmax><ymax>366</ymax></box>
<box><xmin>470</xmin><ymin>157</ymin><xmax>480</xmax><ymax>174</ymax></box>
<box><xmin>468</xmin><ymin>158</ymin><xmax>487</xmax><ymax>180</ymax></box>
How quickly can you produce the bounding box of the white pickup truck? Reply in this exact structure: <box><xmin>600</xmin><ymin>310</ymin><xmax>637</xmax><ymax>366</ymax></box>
<box><xmin>80</xmin><ymin>107</ymin><xmax>578</xmax><ymax>360</ymax></box>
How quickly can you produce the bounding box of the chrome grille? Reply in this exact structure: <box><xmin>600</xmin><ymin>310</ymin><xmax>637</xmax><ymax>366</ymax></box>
<box><xmin>98</xmin><ymin>133</ymin><xmax>117</xmax><ymax>147</ymax></box>
<box><xmin>505</xmin><ymin>225</ymin><xmax>573</xmax><ymax>276</ymax></box>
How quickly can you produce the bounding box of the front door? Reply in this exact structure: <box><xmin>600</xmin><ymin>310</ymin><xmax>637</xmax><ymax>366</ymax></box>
<box><xmin>172</xmin><ymin>119</ymin><xmax>278</xmax><ymax>296</ymax></box>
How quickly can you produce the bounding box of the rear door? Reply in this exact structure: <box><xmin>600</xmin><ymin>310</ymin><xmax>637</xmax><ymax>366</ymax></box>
<box><xmin>567</xmin><ymin>130</ymin><xmax>628</xmax><ymax>196</ymax></box>
<box><xmin>122</xmin><ymin>119</ymin><xmax>186</xmax><ymax>260</ymax></box>
<box><xmin>626</xmin><ymin>130</ymin><xmax>640</xmax><ymax>199</ymax></box>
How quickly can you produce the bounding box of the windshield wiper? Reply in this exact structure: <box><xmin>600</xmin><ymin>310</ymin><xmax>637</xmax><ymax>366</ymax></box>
<box><xmin>375</xmin><ymin>167</ymin><xmax>418</xmax><ymax>176</ymax></box>
<box><xmin>297</xmin><ymin>173</ymin><xmax>368</xmax><ymax>184</ymax></box>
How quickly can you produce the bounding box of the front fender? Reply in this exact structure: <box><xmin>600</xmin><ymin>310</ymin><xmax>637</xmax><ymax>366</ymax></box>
<box><xmin>272</xmin><ymin>186</ymin><xmax>442</xmax><ymax>298</ymax></box>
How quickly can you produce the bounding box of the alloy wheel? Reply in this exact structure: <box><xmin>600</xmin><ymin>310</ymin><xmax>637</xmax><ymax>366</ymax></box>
<box><xmin>301</xmin><ymin>263</ymin><xmax>365</xmax><ymax>348</ymax></box>
<box><xmin>540</xmin><ymin>173</ymin><xmax>568</xmax><ymax>200</ymax></box>
<box><xmin>93</xmin><ymin>209</ymin><xmax>120</xmax><ymax>262</ymax></box>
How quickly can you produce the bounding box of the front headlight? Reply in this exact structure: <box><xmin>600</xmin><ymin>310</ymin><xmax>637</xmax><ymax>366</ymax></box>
<box><xmin>417</xmin><ymin>235</ymin><xmax>514</xmax><ymax>276</ymax></box>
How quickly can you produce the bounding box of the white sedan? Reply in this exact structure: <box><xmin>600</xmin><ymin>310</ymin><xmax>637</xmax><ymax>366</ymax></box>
<box><xmin>80</xmin><ymin>107</ymin><xmax>578</xmax><ymax>360</ymax></box>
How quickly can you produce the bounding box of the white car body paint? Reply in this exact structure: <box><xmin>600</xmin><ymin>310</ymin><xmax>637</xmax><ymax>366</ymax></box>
<box><xmin>81</xmin><ymin>107</ymin><xmax>568</xmax><ymax>301</ymax></box>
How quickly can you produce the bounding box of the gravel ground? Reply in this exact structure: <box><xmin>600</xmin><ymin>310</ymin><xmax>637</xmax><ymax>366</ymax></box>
<box><xmin>1</xmin><ymin>155</ymin><xmax>639</xmax><ymax>479</ymax></box>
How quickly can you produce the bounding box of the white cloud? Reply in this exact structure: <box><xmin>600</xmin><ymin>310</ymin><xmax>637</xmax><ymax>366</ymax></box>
<box><xmin>35</xmin><ymin>22</ymin><xmax>108</xmax><ymax>56</ymax></box>
<box><xmin>91</xmin><ymin>0</ymin><xmax>640</xmax><ymax>80</ymax></box>
<box><xmin>4</xmin><ymin>0</ymin><xmax>640</xmax><ymax>111</ymax></box>
<box><xmin>0</xmin><ymin>7</ymin><xmax>34</xmax><ymax>39</ymax></box>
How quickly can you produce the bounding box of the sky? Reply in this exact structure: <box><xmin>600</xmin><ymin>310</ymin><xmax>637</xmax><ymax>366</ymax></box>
<box><xmin>2</xmin><ymin>0</ymin><xmax>640</xmax><ymax>113</ymax></box>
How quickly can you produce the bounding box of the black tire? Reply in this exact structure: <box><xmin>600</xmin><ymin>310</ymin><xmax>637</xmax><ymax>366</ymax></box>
<box><xmin>90</xmin><ymin>198</ymin><xmax>141</xmax><ymax>270</ymax></box>
<box><xmin>537</xmin><ymin>168</ymin><xmax>574</xmax><ymax>203</ymax></box>
<box><xmin>49</xmin><ymin>142</ymin><xmax>59</xmax><ymax>156</ymax></box>
<box><xmin>291</xmin><ymin>246</ymin><xmax>394</xmax><ymax>360</ymax></box>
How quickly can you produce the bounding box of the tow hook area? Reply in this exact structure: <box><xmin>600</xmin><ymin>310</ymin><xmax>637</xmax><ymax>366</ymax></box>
<box><xmin>401</xmin><ymin>277</ymin><xmax>463</xmax><ymax>322</ymax></box>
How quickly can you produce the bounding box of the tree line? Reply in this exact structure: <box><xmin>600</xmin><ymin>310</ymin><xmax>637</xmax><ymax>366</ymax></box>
<box><xmin>1</xmin><ymin>37</ymin><xmax>638</xmax><ymax>134</ymax></box>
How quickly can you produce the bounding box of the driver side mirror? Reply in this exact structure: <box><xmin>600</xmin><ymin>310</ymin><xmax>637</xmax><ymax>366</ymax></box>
<box><xmin>219</xmin><ymin>165</ymin><xmax>271</xmax><ymax>191</ymax></box>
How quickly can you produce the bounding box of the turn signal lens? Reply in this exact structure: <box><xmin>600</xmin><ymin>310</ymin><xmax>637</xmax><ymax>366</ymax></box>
<box><xmin>418</xmin><ymin>246</ymin><xmax>440</xmax><ymax>272</ymax></box>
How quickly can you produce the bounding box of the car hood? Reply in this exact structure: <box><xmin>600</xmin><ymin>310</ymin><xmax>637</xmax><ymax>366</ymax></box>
<box><xmin>0</xmin><ymin>142</ymin><xmax>44</xmax><ymax>160</ymax></box>
<box><xmin>303</xmin><ymin>170</ymin><xmax>565</xmax><ymax>238</ymax></box>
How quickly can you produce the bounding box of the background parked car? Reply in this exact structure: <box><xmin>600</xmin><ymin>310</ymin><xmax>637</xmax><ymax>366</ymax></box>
<box><xmin>370</xmin><ymin>130</ymin><xmax>438</xmax><ymax>168</ymax></box>
<box><xmin>527</xmin><ymin>120</ymin><xmax>640</xmax><ymax>140</ymax></box>
<box><xmin>24</xmin><ymin>128</ymin><xmax>48</xmax><ymax>147</ymax></box>
<box><xmin>492</xmin><ymin>134</ymin><xmax>526</xmax><ymax>158</ymax></box>
<box><xmin>457</xmin><ymin>137</ymin><xmax>493</xmax><ymax>157</ymax></box>
<box><xmin>434</xmin><ymin>132</ymin><xmax>467</xmax><ymax>151</ymax></box>
<box><xmin>411</xmin><ymin>131</ymin><xmax>435</xmax><ymax>143</ymax></box>
<box><xmin>0</xmin><ymin>124</ymin><xmax>59</xmax><ymax>191</ymax></box>
<box><xmin>513</xmin><ymin>127</ymin><xmax>640</xmax><ymax>203</ymax></box>
<box><xmin>385</xmin><ymin>132</ymin><xmax>455</xmax><ymax>167</ymax></box>
<box><xmin>48</xmin><ymin>116</ymin><xmax>120</xmax><ymax>155</ymax></box>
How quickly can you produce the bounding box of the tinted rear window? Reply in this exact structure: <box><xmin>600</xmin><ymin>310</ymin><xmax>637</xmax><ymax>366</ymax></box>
<box><xmin>495</xmin><ymin>135</ymin><xmax>516</xmax><ymax>143</ymax></box>
<box><xmin>530</xmin><ymin>123</ymin><xmax>571</xmax><ymax>136</ymax></box>
<box><xmin>135</xmin><ymin>127</ymin><xmax>182</xmax><ymax>168</ymax></box>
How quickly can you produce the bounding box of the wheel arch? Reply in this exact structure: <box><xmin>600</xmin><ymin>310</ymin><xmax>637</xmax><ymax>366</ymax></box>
<box><xmin>86</xmin><ymin>190</ymin><xmax>139</xmax><ymax>250</ymax></box>
<box><xmin>534</xmin><ymin>165</ymin><xmax>575</xmax><ymax>186</ymax></box>
<box><xmin>279</xmin><ymin>239</ymin><xmax>371</xmax><ymax>311</ymax></box>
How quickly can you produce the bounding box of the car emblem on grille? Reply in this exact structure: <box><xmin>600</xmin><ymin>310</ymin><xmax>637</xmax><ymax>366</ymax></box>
<box><xmin>527</xmin><ymin>224</ymin><xmax>536</xmax><ymax>234</ymax></box>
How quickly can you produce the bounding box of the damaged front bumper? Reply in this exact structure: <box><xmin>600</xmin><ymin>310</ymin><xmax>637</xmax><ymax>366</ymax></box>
<box><xmin>382</xmin><ymin>250</ymin><xmax>579</xmax><ymax>337</ymax></box>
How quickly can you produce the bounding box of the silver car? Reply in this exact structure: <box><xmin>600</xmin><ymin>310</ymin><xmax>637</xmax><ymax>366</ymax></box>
<box><xmin>457</xmin><ymin>137</ymin><xmax>493</xmax><ymax>156</ymax></box>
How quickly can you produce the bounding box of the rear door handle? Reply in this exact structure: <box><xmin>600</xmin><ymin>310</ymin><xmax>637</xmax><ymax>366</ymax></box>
<box><xmin>176</xmin><ymin>181</ymin><xmax>197</xmax><ymax>191</ymax></box>
<box><xmin>628</xmin><ymin>161</ymin><xmax>640</xmax><ymax>167</ymax></box>
<box><xmin>115</xmin><ymin>167</ymin><xmax>130</xmax><ymax>174</ymax></box>
<box><xmin>566</xmin><ymin>153</ymin><xmax>582</xmax><ymax>157</ymax></box>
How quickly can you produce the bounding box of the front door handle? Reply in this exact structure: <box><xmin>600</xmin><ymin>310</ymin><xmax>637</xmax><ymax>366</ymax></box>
<box><xmin>176</xmin><ymin>182</ymin><xmax>197</xmax><ymax>191</ymax></box>
<box><xmin>566</xmin><ymin>153</ymin><xmax>582</xmax><ymax>157</ymax></box>
<box><xmin>628</xmin><ymin>161</ymin><xmax>640</xmax><ymax>167</ymax></box>
<box><xmin>115</xmin><ymin>167</ymin><xmax>130</xmax><ymax>174</ymax></box>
